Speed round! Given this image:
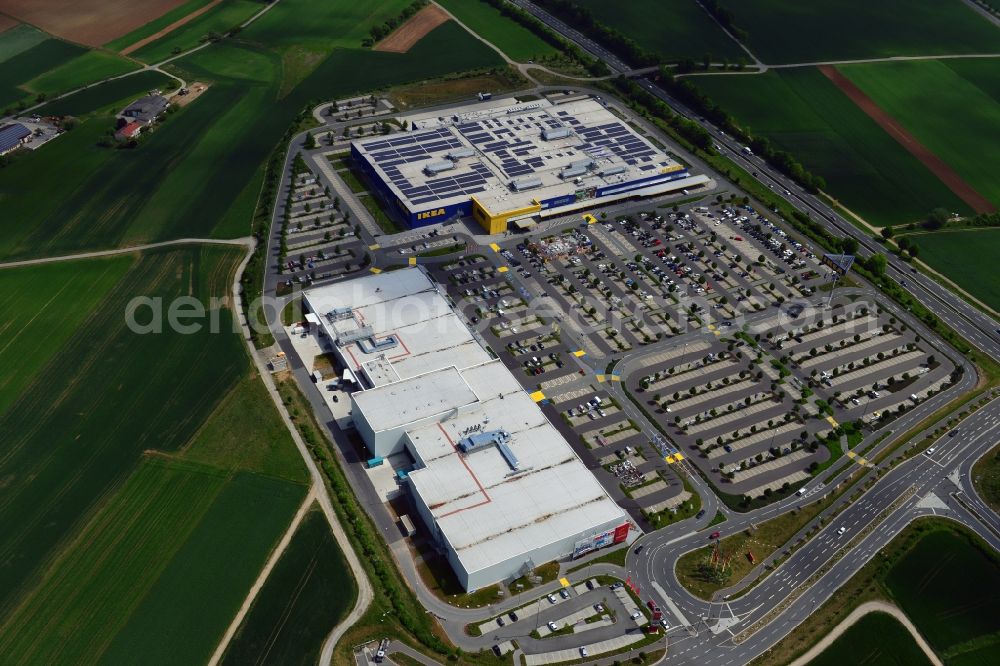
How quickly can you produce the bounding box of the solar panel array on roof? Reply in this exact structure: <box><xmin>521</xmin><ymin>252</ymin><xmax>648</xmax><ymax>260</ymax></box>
<box><xmin>575</xmin><ymin>121</ymin><xmax>657</xmax><ymax>166</ymax></box>
<box><xmin>0</xmin><ymin>123</ymin><xmax>30</xmax><ymax>154</ymax></box>
<box><xmin>359</xmin><ymin>127</ymin><xmax>492</xmax><ymax>206</ymax></box>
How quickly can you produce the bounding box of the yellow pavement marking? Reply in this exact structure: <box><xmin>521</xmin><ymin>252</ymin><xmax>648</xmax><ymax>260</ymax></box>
<box><xmin>559</xmin><ymin>577</ymin><xmax>570</xmax><ymax>587</ymax></box>
<box><xmin>368</xmin><ymin>243</ymin><xmax>380</xmax><ymax>250</ymax></box>
<box><xmin>572</xmin><ymin>350</ymin><xmax>586</xmax><ymax>357</ymax></box>
<box><xmin>846</xmin><ymin>450</ymin><xmax>871</xmax><ymax>466</ymax></box>
<box><xmin>609</xmin><ymin>375</ymin><xmax>621</xmax><ymax>382</ymax></box>
<box><xmin>826</xmin><ymin>416</ymin><xmax>839</xmax><ymax>428</ymax></box>
<box><xmin>489</xmin><ymin>242</ymin><xmax>501</xmax><ymax>252</ymax></box>
<box><xmin>596</xmin><ymin>374</ymin><xmax>606</xmax><ymax>382</ymax></box>
<box><xmin>529</xmin><ymin>390</ymin><xmax>546</xmax><ymax>402</ymax></box>
<box><xmin>497</xmin><ymin>266</ymin><xmax>509</xmax><ymax>273</ymax></box>
<box><xmin>408</xmin><ymin>257</ymin><xmax>417</xmax><ymax>266</ymax></box>
<box><xmin>369</xmin><ymin>267</ymin><xmax>382</xmax><ymax>274</ymax></box>
<box><xmin>583</xmin><ymin>214</ymin><xmax>597</xmax><ymax>225</ymax></box>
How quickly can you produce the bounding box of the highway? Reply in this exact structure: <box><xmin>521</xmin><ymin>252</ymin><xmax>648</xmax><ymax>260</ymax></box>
<box><xmin>508</xmin><ymin>0</ymin><xmax>1000</xmax><ymax>360</ymax></box>
<box><xmin>253</xmin><ymin>18</ymin><xmax>1000</xmax><ymax>661</ymax></box>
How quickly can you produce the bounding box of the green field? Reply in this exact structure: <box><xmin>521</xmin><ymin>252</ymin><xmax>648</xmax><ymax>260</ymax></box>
<box><xmin>944</xmin><ymin>59</ymin><xmax>1000</xmax><ymax>104</ymax></box>
<box><xmin>693</xmin><ymin>68</ymin><xmax>970</xmax><ymax>226</ymax></box>
<box><xmin>23</xmin><ymin>49</ymin><xmax>138</xmax><ymax>98</ymax></box>
<box><xmin>733</xmin><ymin>0</ymin><xmax>1000</xmax><ymax>64</ymax></box>
<box><xmin>36</xmin><ymin>69</ymin><xmax>174</xmax><ymax>116</ymax></box>
<box><xmin>0</xmin><ymin>256</ymin><xmax>133</xmax><ymax>414</ymax></box>
<box><xmin>885</xmin><ymin>529</ymin><xmax>1000</xmax><ymax>658</ymax></box>
<box><xmin>129</xmin><ymin>0</ymin><xmax>272</xmax><ymax>64</ymax></box>
<box><xmin>905</xmin><ymin>229</ymin><xmax>1000</xmax><ymax>311</ymax></box>
<box><xmin>97</xmin><ymin>472</ymin><xmax>305</xmax><ymax>665</ymax></box>
<box><xmin>0</xmin><ymin>37</ymin><xmax>85</xmax><ymax>108</ymax></box>
<box><xmin>240</xmin><ymin>0</ymin><xmax>410</xmax><ymax>52</ymax></box>
<box><xmin>0</xmin><ymin>15</ymin><xmax>503</xmax><ymax>260</ymax></box>
<box><xmin>0</xmin><ymin>247</ymin><xmax>247</xmax><ymax>614</ymax></box>
<box><xmin>0</xmin><ymin>247</ymin><xmax>309</xmax><ymax>664</ymax></box>
<box><xmin>221</xmin><ymin>507</ymin><xmax>357</xmax><ymax>666</ymax></box>
<box><xmin>436</xmin><ymin>0</ymin><xmax>559</xmax><ymax>62</ymax></box>
<box><xmin>0</xmin><ymin>24</ymin><xmax>47</xmax><ymax>62</ymax></box>
<box><xmin>808</xmin><ymin>612</ymin><xmax>934</xmax><ymax>666</ymax></box>
<box><xmin>572</xmin><ymin>0</ymin><xmax>745</xmax><ymax>63</ymax></box>
<box><xmin>104</xmin><ymin>0</ymin><xmax>216</xmax><ymax>52</ymax></box>
<box><xmin>839</xmin><ymin>59</ymin><xmax>1000</xmax><ymax>210</ymax></box>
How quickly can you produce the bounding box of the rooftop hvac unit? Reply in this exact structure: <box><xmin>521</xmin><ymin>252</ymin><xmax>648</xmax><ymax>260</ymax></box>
<box><xmin>424</xmin><ymin>160</ymin><xmax>454</xmax><ymax>175</ymax></box>
<box><xmin>570</xmin><ymin>158</ymin><xmax>593</xmax><ymax>170</ymax></box>
<box><xmin>511</xmin><ymin>176</ymin><xmax>542</xmax><ymax>191</ymax></box>
<box><xmin>542</xmin><ymin>126</ymin><xmax>572</xmax><ymax>141</ymax></box>
<box><xmin>447</xmin><ymin>147</ymin><xmax>475</xmax><ymax>160</ymax></box>
<box><xmin>559</xmin><ymin>165</ymin><xmax>589</xmax><ymax>179</ymax></box>
<box><xmin>600</xmin><ymin>165</ymin><xmax>627</xmax><ymax>177</ymax></box>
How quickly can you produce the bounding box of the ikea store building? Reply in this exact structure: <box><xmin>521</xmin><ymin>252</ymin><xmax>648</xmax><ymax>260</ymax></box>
<box><xmin>350</xmin><ymin>95</ymin><xmax>709</xmax><ymax>234</ymax></box>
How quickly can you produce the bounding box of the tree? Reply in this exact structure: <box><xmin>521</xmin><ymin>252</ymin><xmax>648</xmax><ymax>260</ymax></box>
<box><xmin>924</xmin><ymin>207</ymin><xmax>949</xmax><ymax>230</ymax></box>
<box><xmin>304</xmin><ymin>132</ymin><xmax>317</xmax><ymax>149</ymax></box>
<box><xmin>880</xmin><ymin>225</ymin><xmax>894</xmax><ymax>240</ymax></box>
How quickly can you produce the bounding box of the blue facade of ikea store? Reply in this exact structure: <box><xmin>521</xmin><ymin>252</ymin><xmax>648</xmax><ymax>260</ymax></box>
<box><xmin>351</xmin><ymin>143</ymin><xmax>471</xmax><ymax>229</ymax></box>
<box><xmin>352</xmin><ymin>139</ymin><xmax>693</xmax><ymax>229</ymax></box>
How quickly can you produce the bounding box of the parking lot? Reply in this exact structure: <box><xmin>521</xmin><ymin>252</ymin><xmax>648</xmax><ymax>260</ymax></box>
<box><xmin>278</xmin><ymin>165</ymin><xmax>368</xmax><ymax>292</ymax></box>
<box><xmin>467</xmin><ymin>196</ymin><xmax>959</xmax><ymax>503</ymax></box>
<box><xmin>498</xmin><ymin>200</ymin><xmax>831</xmax><ymax>360</ymax></box>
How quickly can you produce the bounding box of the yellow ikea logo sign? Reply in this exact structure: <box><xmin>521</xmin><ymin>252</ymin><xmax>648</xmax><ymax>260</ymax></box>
<box><xmin>417</xmin><ymin>208</ymin><xmax>446</xmax><ymax>220</ymax></box>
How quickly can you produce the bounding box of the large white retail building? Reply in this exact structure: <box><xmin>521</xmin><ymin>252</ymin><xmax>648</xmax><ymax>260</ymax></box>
<box><xmin>304</xmin><ymin>268</ymin><xmax>630</xmax><ymax>590</ymax></box>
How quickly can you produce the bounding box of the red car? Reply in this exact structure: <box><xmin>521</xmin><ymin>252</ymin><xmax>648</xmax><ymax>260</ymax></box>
<box><xmin>710</xmin><ymin>531</ymin><xmax>721</xmax><ymax>539</ymax></box>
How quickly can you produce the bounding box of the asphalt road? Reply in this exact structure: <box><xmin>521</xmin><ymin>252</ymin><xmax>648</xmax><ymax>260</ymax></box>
<box><xmin>509</xmin><ymin>0</ymin><xmax>1000</xmax><ymax>362</ymax></box>
<box><xmin>254</xmin><ymin>33</ymin><xmax>999</xmax><ymax>663</ymax></box>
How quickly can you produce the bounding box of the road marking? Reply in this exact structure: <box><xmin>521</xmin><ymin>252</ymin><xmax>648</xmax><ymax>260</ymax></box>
<box><xmin>572</xmin><ymin>349</ymin><xmax>586</xmax><ymax>357</ymax></box>
<box><xmin>530</xmin><ymin>390</ymin><xmax>546</xmax><ymax>402</ymax></box>
<box><xmin>596</xmin><ymin>374</ymin><xmax>607</xmax><ymax>382</ymax></box>
<box><xmin>369</xmin><ymin>267</ymin><xmax>381</xmax><ymax>274</ymax></box>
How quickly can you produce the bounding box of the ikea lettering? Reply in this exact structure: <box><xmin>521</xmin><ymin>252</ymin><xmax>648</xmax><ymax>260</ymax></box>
<box><xmin>417</xmin><ymin>208</ymin><xmax>446</xmax><ymax>220</ymax></box>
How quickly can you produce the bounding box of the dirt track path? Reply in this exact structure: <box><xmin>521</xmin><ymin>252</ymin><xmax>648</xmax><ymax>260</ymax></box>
<box><xmin>120</xmin><ymin>0</ymin><xmax>222</xmax><ymax>55</ymax></box>
<box><xmin>819</xmin><ymin>64</ymin><xmax>996</xmax><ymax>214</ymax></box>
<box><xmin>0</xmin><ymin>237</ymin><xmax>251</xmax><ymax>270</ymax></box>
<box><xmin>786</xmin><ymin>600</ymin><xmax>943</xmax><ymax>666</ymax></box>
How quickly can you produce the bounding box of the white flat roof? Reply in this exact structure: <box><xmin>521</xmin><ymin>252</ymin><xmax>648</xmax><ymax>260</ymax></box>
<box><xmin>406</xmin><ymin>361</ymin><xmax>626</xmax><ymax>576</ymax></box>
<box><xmin>353</xmin><ymin>96</ymin><xmax>684</xmax><ymax>216</ymax></box>
<box><xmin>353</xmin><ymin>365</ymin><xmax>478</xmax><ymax>432</ymax></box>
<box><xmin>304</xmin><ymin>268</ymin><xmax>491</xmax><ymax>386</ymax></box>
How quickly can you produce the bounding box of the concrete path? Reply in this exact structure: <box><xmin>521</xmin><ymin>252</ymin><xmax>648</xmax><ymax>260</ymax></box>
<box><xmin>786</xmin><ymin>600</ymin><xmax>943</xmax><ymax>666</ymax></box>
<box><xmin>0</xmin><ymin>237</ymin><xmax>252</xmax><ymax>270</ymax></box>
